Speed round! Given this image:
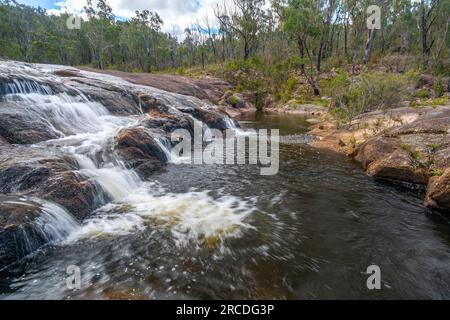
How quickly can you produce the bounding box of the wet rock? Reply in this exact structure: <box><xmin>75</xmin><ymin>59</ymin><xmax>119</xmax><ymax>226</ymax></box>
<box><xmin>67</xmin><ymin>78</ymin><xmax>141</xmax><ymax>115</ymax></box>
<box><xmin>43</xmin><ymin>172</ymin><xmax>105</xmax><ymax>220</ymax></box>
<box><xmin>0</xmin><ymin>165</ymin><xmax>53</xmax><ymax>193</ymax></box>
<box><xmin>115</xmin><ymin>127</ymin><xmax>168</xmax><ymax>178</ymax></box>
<box><xmin>0</xmin><ymin>135</ymin><xmax>9</xmax><ymax>146</ymax></box>
<box><xmin>191</xmin><ymin>107</ymin><xmax>233</xmax><ymax>131</ymax></box>
<box><xmin>0</xmin><ymin>149</ymin><xmax>74</xmax><ymax>193</ymax></box>
<box><xmin>0</xmin><ymin>149</ymin><xmax>105</xmax><ymax>220</ymax></box>
<box><xmin>426</xmin><ymin>169</ymin><xmax>450</xmax><ymax>211</ymax></box>
<box><xmin>0</xmin><ymin>195</ymin><xmax>47</xmax><ymax>268</ymax></box>
<box><xmin>0</xmin><ymin>195</ymin><xmax>79</xmax><ymax>268</ymax></box>
<box><xmin>0</xmin><ymin>109</ymin><xmax>61</xmax><ymax>144</ymax></box>
<box><xmin>138</xmin><ymin>93</ymin><xmax>171</xmax><ymax>114</ymax></box>
<box><xmin>139</xmin><ymin>113</ymin><xmax>195</xmax><ymax>136</ymax></box>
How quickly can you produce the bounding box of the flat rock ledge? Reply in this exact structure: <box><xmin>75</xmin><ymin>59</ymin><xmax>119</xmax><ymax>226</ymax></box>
<box><xmin>309</xmin><ymin>105</ymin><xmax>450</xmax><ymax>212</ymax></box>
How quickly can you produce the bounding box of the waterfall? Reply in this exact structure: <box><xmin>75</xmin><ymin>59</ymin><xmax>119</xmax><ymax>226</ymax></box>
<box><xmin>0</xmin><ymin>79</ymin><xmax>53</xmax><ymax>96</ymax></box>
<box><xmin>35</xmin><ymin>200</ymin><xmax>80</xmax><ymax>243</ymax></box>
<box><xmin>3</xmin><ymin>91</ymin><xmax>112</xmax><ymax>137</ymax></box>
<box><xmin>0</xmin><ymin>62</ymin><xmax>254</xmax><ymax>249</ymax></box>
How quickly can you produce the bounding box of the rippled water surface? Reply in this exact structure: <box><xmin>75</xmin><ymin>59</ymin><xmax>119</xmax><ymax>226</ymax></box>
<box><xmin>2</xmin><ymin>112</ymin><xmax>450</xmax><ymax>300</ymax></box>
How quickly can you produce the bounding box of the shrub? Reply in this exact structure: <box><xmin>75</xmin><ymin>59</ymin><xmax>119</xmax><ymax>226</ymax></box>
<box><xmin>415</xmin><ymin>89</ymin><xmax>431</xmax><ymax>99</ymax></box>
<box><xmin>223</xmin><ymin>58</ymin><xmax>265</xmax><ymax>94</ymax></box>
<box><xmin>323</xmin><ymin>71</ymin><xmax>412</xmax><ymax>126</ymax></box>
<box><xmin>434</xmin><ymin>78</ymin><xmax>445</xmax><ymax>97</ymax></box>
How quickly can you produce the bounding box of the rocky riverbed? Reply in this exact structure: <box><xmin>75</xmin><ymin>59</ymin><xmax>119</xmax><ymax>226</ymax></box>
<box><xmin>1</xmin><ymin>60</ymin><xmax>450</xmax><ymax>276</ymax></box>
<box><xmin>0</xmin><ymin>61</ymin><xmax>238</xmax><ymax>268</ymax></box>
<box><xmin>308</xmin><ymin>104</ymin><xmax>450</xmax><ymax>212</ymax></box>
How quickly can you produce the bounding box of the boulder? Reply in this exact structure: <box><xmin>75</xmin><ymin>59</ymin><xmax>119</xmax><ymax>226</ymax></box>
<box><xmin>0</xmin><ymin>195</ymin><xmax>47</xmax><ymax>268</ymax></box>
<box><xmin>355</xmin><ymin>136</ymin><xmax>400</xmax><ymax>169</ymax></box>
<box><xmin>138</xmin><ymin>93</ymin><xmax>172</xmax><ymax>114</ymax></box>
<box><xmin>416</xmin><ymin>74</ymin><xmax>437</xmax><ymax>89</ymax></box>
<box><xmin>426</xmin><ymin>169</ymin><xmax>450</xmax><ymax>211</ymax></box>
<box><xmin>0</xmin><ymin>110</ymin><xmax>62</xmax><ymax>144</ymax></box>
<box><xmin>191</xmin><ymin>107</ymin><xmax>234</xmax><ymax>131</ymax></box>
<box><xmin>139</xmin><ymin>113</ymin><xmax>195</xmax><ymax>136</ymax></box>
<box><xmin>0</xmin><ymin>149</ymin><xmax>105</xmax><ymax>220</ymax></box>
<box><xmin>43</xmin><ymin>171</ymin><xmax>105</xmax><ymax>220</ymax></box>
<box><xmin>365</xmin><ymin>149</ymin><xmax>428</xmax><ymax>185</ymax></box>
<box><xmin>115</xmin><ymin>127</ymin><xmax>168</xmax><ymax>178</ymax></box>
<box><xmin>0</xmin><ymin>195</ymin><xmax>79</xmax><ymax>268</ymax></box>
<box><xmin>351</xmin><ymin>106</ymin><xmax>450</xmax><ymax>211</ymax></box>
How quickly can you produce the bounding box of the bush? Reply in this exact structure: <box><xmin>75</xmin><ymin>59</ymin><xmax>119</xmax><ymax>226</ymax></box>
<box><xmin>434</xmin><ymin>78</ymin><xmax>445</xmax><ymax>97</ymax></box>
<box><xmin>223</xmin><ymin>58</ymin><xmax>265</xmax><ymax>93</ymax></box>
<box><xmin>323</xmin><ymin>71</ymin><xmax>412</xmax><ymax>126</ymax></box>
<box><xmin>379</xmin><ymin>54</ymin><xmax>416</xmax><ymax>73</ymax></box>
<box><xmin>415</xmin><ymin>89</ymin><xmax>431</xmax><ymax>99</ymax></box>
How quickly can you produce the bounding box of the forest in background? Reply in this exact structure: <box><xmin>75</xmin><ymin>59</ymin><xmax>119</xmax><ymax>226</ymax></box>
<box><xmin>0</xmin><ymin>0</ymin><xmax>449</xmax><ymax>121</ymax></box>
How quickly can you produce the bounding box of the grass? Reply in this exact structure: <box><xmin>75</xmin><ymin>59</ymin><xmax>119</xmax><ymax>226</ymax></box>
<box><xmin>410</xmin><ymin>96</ymin><xmax>449</xmax><ymax>108</ymax></box>
<box><xmin>431</xmin><ymin>168</ymin><xmax>444</xmax><ymax>177</ymax></box>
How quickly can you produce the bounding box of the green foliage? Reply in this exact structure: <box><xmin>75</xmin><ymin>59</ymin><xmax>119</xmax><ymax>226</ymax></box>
<box><xmin>434</xmin><ymin>78</ymin><xmax>445</xmax><ymax>98</ymax></box>
<box><xmin>410</xmin><ymin>96</ymin><xmax>449</xmax><ymax>108</ymax></box>
<box><xmin>415</xmin><ymin>89</ymin><xmax>431</xmax><ymax>99</ymax></box>
<box><xmin>228</xmin><ymin>95</ymin><xmax>240</xmax><ymax>107</ymax></box>
<box><xmin>223</xmin><ymin>58</ymin><xmax>265</xmax><ymax>92</ymax></box>
<box><xmin>0</xmin><ymin>0</ymin><xmax>448</xmax><ymax>106</ymax></box>
<box><xmin>323</xmin><ymin>71</ymin><xmax>412</xmax><ymax>126</ymax></box>
<box><xmin>432</xmin><ymin>168</ymin><xmax>444</xmax><ymax>177</ymax></box>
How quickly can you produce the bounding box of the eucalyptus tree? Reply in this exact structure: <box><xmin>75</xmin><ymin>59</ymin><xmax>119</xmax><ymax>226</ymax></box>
<box><xmin>215</xmin><ymin>0</ymin><xmax>266</xmax><ymax>60</ymax></box>
<box><xmin>276</xmin><ymin>0</ymin><xmax>322</xmax><ymax>94</ymax></box>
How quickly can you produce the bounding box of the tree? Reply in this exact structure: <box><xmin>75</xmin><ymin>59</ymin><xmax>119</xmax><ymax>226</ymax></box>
<box><xmin>215</xmin><ymin>0</ymin><xmax>265</xmax><ymax>60</ymax></box>
<box><xmin>277</xmin><ymin>0</ymin><xmax>321</xmax><ymax>95</ymax></box>
<box><xmin>419</xmin><ymin>0</ymin><xmax>446</xmax><ymax>69</ymax></box>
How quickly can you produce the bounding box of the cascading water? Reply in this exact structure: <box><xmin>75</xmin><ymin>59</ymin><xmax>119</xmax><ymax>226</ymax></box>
<box><xmin>35</xmin><ymin>200</ymin><xmax>80</xmax><ymax>243</ymax></box>
<box><xmin>0</xmin><ymin>62</ymin><xmax>253</xmax><ymax>251</ymax></box>
<box><xmin>0</xmin><ymin>79</ymin><xmax>53</xmax><ymax>96</ymax></box>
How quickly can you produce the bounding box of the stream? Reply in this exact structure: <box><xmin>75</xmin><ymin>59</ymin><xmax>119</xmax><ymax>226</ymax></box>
<box><xmin>0</xmin><ymin>65</ymin><xmax>450</xmax><ymax>299</ymax></box>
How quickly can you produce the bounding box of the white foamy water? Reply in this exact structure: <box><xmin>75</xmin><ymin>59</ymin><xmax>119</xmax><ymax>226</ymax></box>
<box><xmin>1</xmin><ymin>61</ymin><xmax>254</xmax><ymax>248</ymax></box>
<box><xmin>2</xmin><ymin>198</ymin><xmax>79</xmax><ymax>249</ymax></box>
<box><xmin>65</xmin><ymin>187</ymin><xmax>255</xmax><ymax>247</ymax></box>
<box><xmin>36</xmin><ymin>201</ymin><xmax>80</xmax><ymax>243</ymax></box>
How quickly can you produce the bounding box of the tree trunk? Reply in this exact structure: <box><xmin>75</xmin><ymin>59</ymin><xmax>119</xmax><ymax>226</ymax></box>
<box><xmin>363</xmin><ymin>29</ymin><xmax>375</xmax><ymax>66</ymax></box>
<box><xmin>317</xmin><ymin>37</ymin><xmax>324</xmax><ymax>72</ymax></box>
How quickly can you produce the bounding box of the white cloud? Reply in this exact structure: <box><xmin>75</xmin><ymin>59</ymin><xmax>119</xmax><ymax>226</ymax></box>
<box><xmin>48</xmin><ymin>0</ymin><xmax>221</xmax><ymax>36</ymax></box>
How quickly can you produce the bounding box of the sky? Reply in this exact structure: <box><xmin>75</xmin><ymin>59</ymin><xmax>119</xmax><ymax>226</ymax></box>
<box><xmin>17</xmin><ymin>0</ymin><xmax>221</xmax><ymax>36</ymax></box>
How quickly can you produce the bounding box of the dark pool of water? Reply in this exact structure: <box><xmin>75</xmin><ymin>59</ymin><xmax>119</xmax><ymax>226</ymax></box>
<box><xmin>1</xmin><ymin>112</ymin><xmax>450</xmax><ymax>300</ymax></box>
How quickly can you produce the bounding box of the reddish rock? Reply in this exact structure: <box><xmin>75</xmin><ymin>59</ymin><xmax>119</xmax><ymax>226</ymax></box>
<box><xmin>80</xmin><ymin>68</ymin><xmax>232</xmax><ymax>103</ymax></box>
<box><xmin>43</xmin><ymin>172</ymin><xmax>103</xmax><ymax>220</ymax></box>
<box><xmin>426</xmin><ymin>169</ymin><xmax>450</xmax><ymax>211</ymax></box>
<box><xmin>355</xmin><ymin>136</ymin><xmax>400</xmax><ymax>169</ymax></box>
<box><xmin>0</xmin><ymin>196</ymin><xmax>51</xmax><ymax>267</ymax></box>
<box><xmin>366</xmin><ymin>149</ymin><xmax>428</xmax><ymax>185</ymax></box>
<box><xmin>416</xmin><ymin>74</ymin><xmax>437</xmax><ymax>89</ymax></box>
<box><xmin>115</xmin><ymin>127</ymin><xmax>168</xmax><ymax>178</ymax></box>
